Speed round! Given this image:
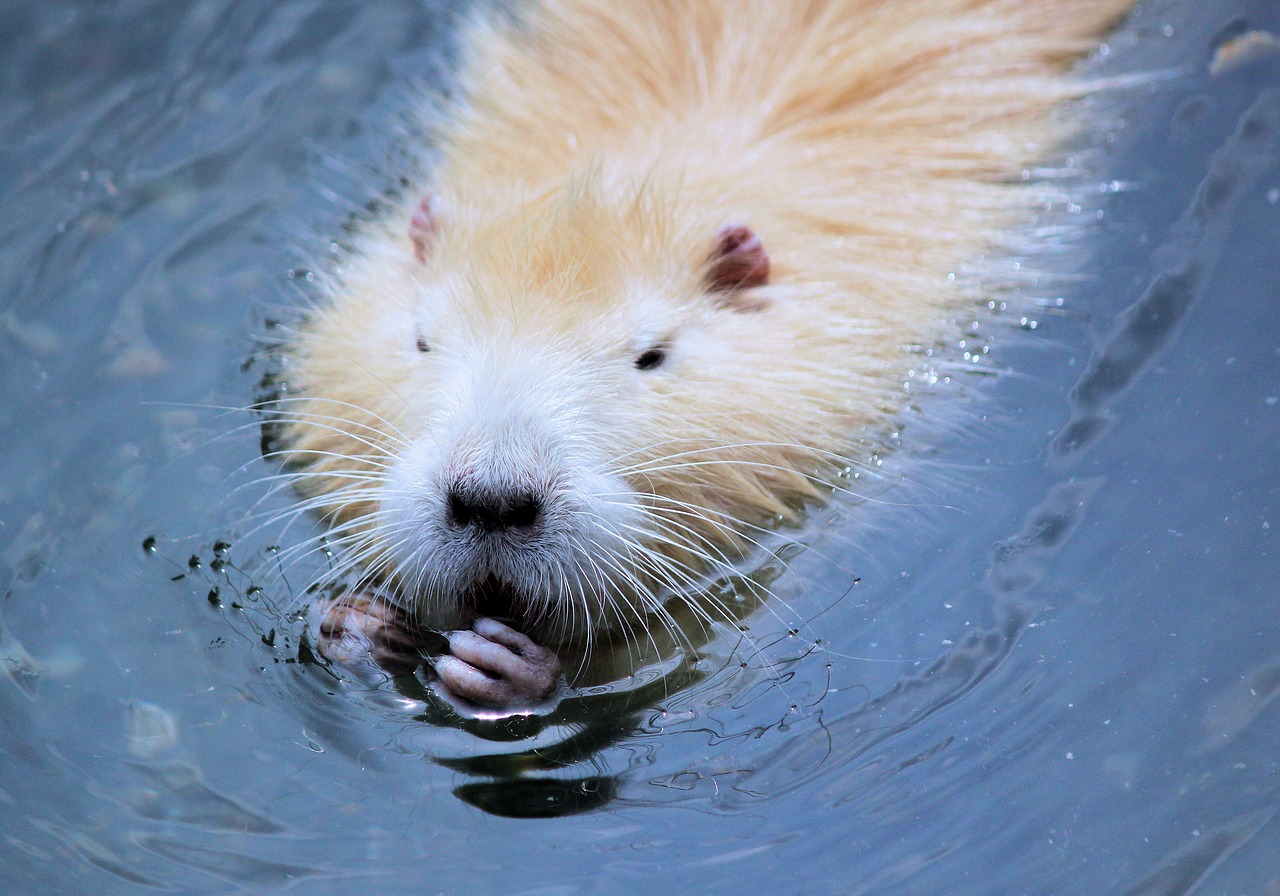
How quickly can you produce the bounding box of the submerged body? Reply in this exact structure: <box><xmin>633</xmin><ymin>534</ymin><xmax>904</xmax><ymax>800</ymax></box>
<box><xmin>280</xmin><ymin>0</ymin><xmax>1133</xmax><ymax>708</ymax></box>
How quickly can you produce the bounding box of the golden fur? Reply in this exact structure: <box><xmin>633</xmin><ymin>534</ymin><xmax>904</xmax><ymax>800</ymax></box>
<box><xmin>278</xmin><ymin>0</ymin><xmax>1133</xmax><ymax>642</ymax></box>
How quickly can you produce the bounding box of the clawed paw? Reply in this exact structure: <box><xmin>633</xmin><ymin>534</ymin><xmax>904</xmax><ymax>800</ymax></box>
<box><xmin>315</xmin><ymin>593</ymin><xmax>429</xmax><ymax>680</ymax></box>
<box><xmin>314</xmin><ymin>596</ymin><xmax>562</xmax><ymax>713</ymax></box>
<box><xmin>431</xmin><ymin>617</ymin><xmax>562</xmax><ymax>711</ymax></box>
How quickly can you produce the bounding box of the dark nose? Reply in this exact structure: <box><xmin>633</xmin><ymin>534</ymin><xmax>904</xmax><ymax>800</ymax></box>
<box><xmin>446</xmin><ymin>485</ymin><xmax>543</xmax><ymax>533</ymax></box>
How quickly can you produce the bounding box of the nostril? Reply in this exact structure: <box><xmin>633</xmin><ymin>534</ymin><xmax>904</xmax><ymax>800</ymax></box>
<box><xmin>447</xmin><ymin>488</ymin><xmax>475</xmax><ymax>529</ymax></box>
<box><xmin>446</xmin><ymin>485</ymin><xmax>543</xmax><ymax>532</ymax></box>
<box><xmin>505</xmin><ymin>493</ymin><xmax>542</xmax><ymax>529</ymax></box>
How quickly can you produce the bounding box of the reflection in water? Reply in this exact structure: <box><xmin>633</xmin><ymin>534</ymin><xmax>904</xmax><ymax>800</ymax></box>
<box><xmin>454</xmin><ymin>777</ymin><xmax>618</xmax><ymax>819</ymax></box>
<box><xmin>987</xmin><ymin>480</ymin><xmax>1105</xmax><ymax>595</ymax></box>
<box><xmin>1054</xmin><ymin>89</ymin><xmax>1280</xmax><ymax>460</ymax></box>
<box><xmin>1115</xmin><ymin>809</ymin><xmax>1277</xmax><ymax>896</ymax></box>
<box><xmin>163</xmin><ymin>516</ymin><xmax>820</xmax><ymax>817</ymax></box>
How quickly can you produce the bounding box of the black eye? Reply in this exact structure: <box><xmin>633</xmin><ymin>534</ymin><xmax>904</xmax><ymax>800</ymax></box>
<box><xmin>634</xmin><ymin>346</ymin><xmax>667</xmax><ymax>371</ymax></box>
<box><xmin>416</xmin><ymin>335</ymin><xmax>430</xmax><ymax>352</ymax></box>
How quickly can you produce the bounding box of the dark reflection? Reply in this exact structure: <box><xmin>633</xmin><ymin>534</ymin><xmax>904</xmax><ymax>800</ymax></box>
<box><xmin>454</xmin><ymin>776</ymin><xmax>617</xmax><ymax>818</ymax></box>
<box><xmin>417</xmin><ymin>675</ymin><xmax>666</xmax><ymax>815</ymax></box>
<box><xmin>370</xmin><ymin>622</ymin><xmax>705</xmax><ymax>816</ymax></box>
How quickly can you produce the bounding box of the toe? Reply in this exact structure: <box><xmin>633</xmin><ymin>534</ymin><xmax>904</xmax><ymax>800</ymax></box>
<box><xmin>433</xmin><ymin>655</ymin><xmax>519</xmax><ymax>707</ymax></box>
<box><xmin>446</xmin><ymin>629</ymin><xmax>530</xmax><ymax>681</ymax></box>
<box><xmin>469</xmin><ymin>617</ymin><xmax>544</xmax><ymax>657</ymax></box>
<box><xmin>448</xmin><ymin>625</ymin><xmax>560</xmax><ymax>694</ymax></box>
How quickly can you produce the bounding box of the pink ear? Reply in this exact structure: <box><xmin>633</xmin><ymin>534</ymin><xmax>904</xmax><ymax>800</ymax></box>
<box><xmin>706</xmin><ymin>223</ymin><xmax>770</xmax><ymax>296</ymax></box>
<box><xmin>409</xmin><ymin>194</ymin><xmax>442</xmax><ymax>263</ymax></box>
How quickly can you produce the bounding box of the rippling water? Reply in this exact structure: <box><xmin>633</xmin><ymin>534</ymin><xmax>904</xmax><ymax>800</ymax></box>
<box><xmin>2</xmin><ymin>2</ymin><xmax>1277</xmax><ymax>894</ymax></box>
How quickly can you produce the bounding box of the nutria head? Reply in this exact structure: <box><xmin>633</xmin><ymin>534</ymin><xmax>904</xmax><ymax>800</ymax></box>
<box><xmin>278</xmin><ymin>172</ymin><xmax>882</xmax><ymax>646</ymax></box>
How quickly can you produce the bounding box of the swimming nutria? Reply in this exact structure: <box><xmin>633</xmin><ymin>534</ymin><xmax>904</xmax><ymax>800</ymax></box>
<box><xmin>276</xmin><ymin>0</ymin><xmax>1135</xmax><ymax>711</ymax></box>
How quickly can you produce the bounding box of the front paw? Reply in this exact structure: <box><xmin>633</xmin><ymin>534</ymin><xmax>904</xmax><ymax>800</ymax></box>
<box><xmin>432</xmin><ymin>617</ymin><xmax>562</xmax><ymax>711</ymax></box>
<box><xmin>315</xmin><ymin>593</ymin><xmax>428</xmax><ymax>680</ymax></box>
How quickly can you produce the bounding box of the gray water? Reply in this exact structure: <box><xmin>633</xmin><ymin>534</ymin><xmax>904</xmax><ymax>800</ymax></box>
<box><xmin>2</xmin><ymin>1</ymin><xmax>1277</xmax><ymax>894</ymax></box>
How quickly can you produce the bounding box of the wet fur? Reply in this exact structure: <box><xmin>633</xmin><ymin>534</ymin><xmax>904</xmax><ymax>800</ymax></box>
<box><xmin>276</xmin><ymin>0</ymin><xmax>1134</xmax><ymax>654</ymax></box>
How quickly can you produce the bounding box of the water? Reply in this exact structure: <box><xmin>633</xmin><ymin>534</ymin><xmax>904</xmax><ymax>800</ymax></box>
<box><xmin>2</xmin><ymin>1</ymin><xmax>1278</xmax><ymax>893</ymax></box>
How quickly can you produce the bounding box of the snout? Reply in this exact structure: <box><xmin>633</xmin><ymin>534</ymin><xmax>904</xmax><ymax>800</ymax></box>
<box><xmin>380</xmin><ymin>393</ymin><xmax>642</xmax><ymax>641</ymax></box>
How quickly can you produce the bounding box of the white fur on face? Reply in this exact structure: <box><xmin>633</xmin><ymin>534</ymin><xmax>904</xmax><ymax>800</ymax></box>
<box><xmin>379</xmin><ymin>322</ymin><xmax>648</xmax><ymax>640</ymax></box>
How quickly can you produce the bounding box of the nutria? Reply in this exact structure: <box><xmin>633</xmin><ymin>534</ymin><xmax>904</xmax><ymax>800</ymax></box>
<box><xmin>276</xmin><ymin>0</ymin><xmax>1134</xmax><ymax>711</ymax></box>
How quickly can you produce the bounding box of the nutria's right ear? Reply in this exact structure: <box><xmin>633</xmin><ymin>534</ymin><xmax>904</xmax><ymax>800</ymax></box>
<box><xmin>409</xmin><ymin>194</ymin><xmax>445</xmax><ymax>263</ymax></box>
<box><xmin>705</xmin><ymin>223</ymin><xmax>770</xmax><ymax>311</ymax></box>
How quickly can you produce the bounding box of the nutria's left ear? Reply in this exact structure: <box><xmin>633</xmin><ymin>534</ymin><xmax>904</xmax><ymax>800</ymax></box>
<box><xmin>409</xmin><ymin>193</ymin><xmax>445</xmax><ymax>263</ymax></box>
<box><xmin>705</xmin><ymin>223</ymin><xmax>770</xmax><ymax>311</ymax></box>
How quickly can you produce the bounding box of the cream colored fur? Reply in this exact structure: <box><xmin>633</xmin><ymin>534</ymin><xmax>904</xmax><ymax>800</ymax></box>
<box><xmin>280</xmin><ymin>0</ymin><xmax>1134</xmax><ymax>642</ymax></box>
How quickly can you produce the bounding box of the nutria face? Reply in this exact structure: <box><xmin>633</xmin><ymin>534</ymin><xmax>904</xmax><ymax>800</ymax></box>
<box><xmin>378</xmin><ymin>316</ymin><xmax>650</xmax><ymax>640</ymax></box>
<box><xmin>281</xmin><ymin>178</ymin><xmax>855</xmax><ymax>644</ymax></box>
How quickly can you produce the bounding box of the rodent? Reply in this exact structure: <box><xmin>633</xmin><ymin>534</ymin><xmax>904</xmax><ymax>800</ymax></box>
<box><xmin>276</xmin><ymin>0</ymin><xmax>1135</xmax><ymax>711</ymax></box>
